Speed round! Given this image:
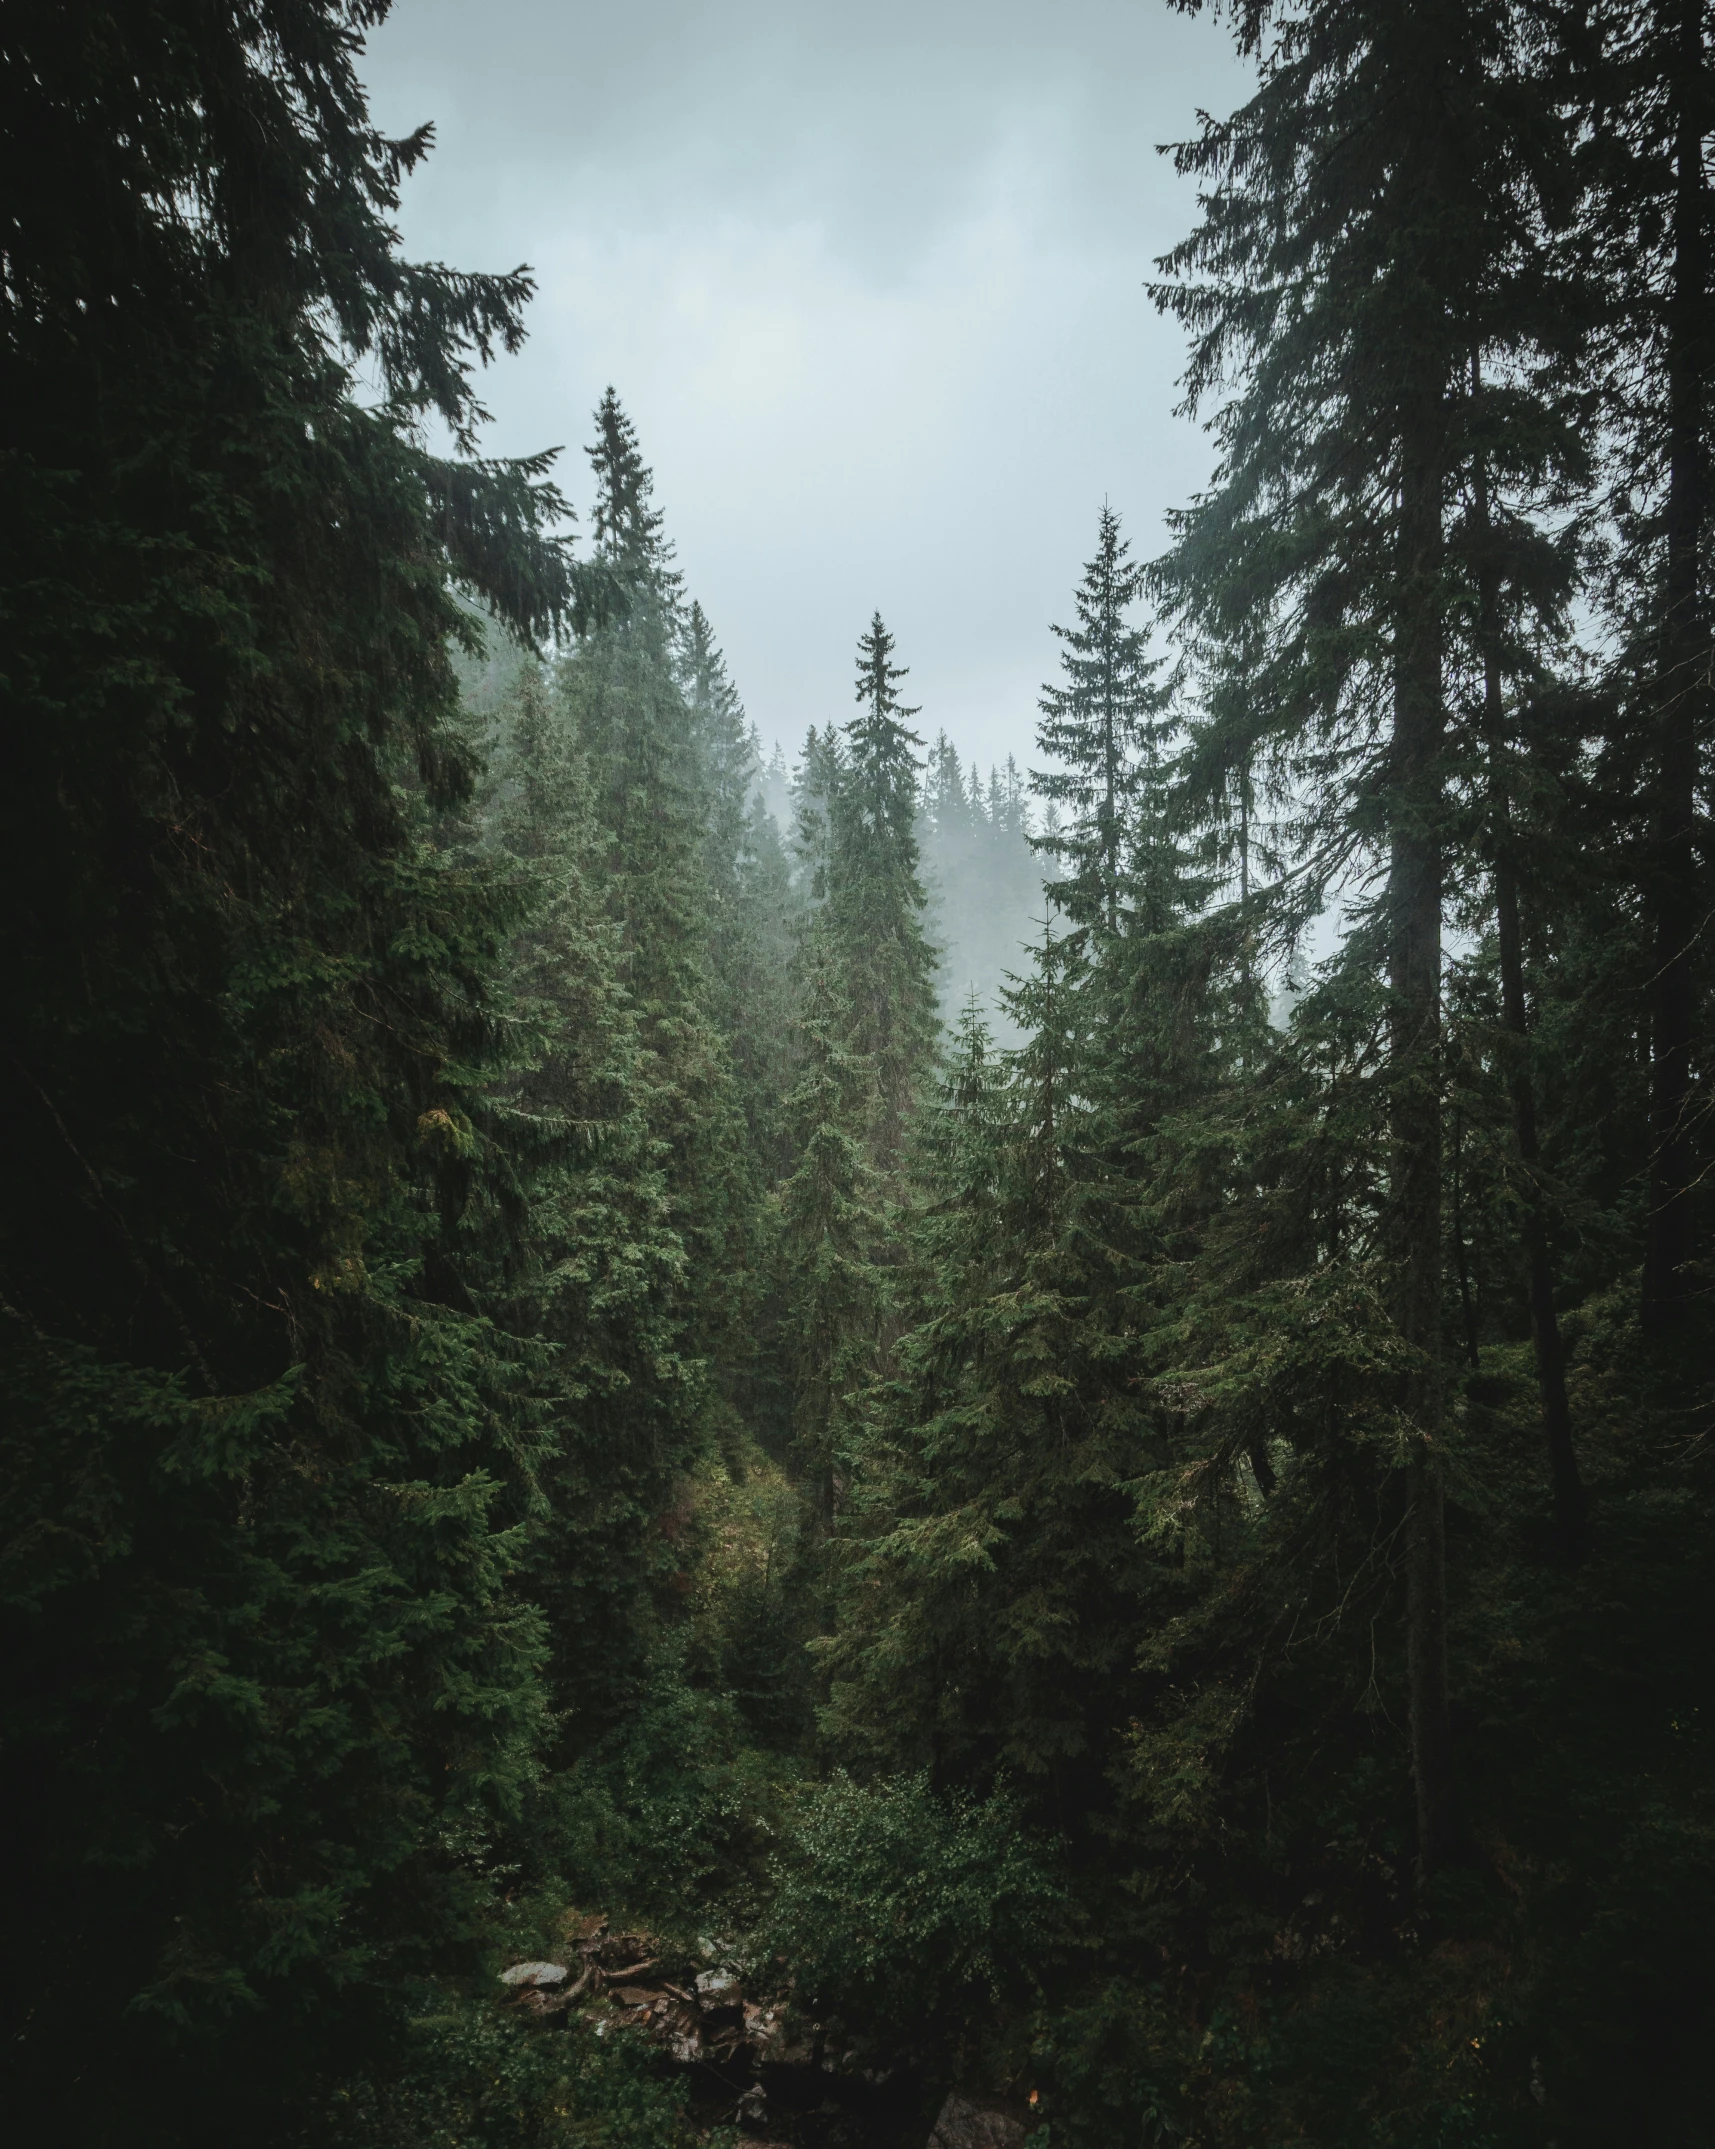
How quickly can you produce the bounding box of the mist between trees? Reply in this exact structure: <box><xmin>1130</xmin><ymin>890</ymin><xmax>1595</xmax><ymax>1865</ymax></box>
<box><xmin>5</xmin><ymin>3</ymin><xmax>1715</xmax><ymax>2147</ymax></box>
<box><xmin>470</xmin><ymin>594</ymin><xmax>1054</xmax><ymax>1056</ymax></box>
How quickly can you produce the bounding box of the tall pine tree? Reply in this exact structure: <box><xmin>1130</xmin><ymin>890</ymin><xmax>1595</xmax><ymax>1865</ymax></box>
<box><xmin>1156</xmin><ymin>0</ymin><xmax>1588</xmax><ymax>1877</ymax></box>
<box><xmin>0</xmin><ymin>1</ymin><xmax>570</xmax><ymax>2132</ymax></box>
<box><xmin>1034</xmin><ymin>504</ymin><xmax>1166</xmax><ymax>938</ymax></box>
<box><xmin>825</xmin><ymin>615</ymin><xmax>940</xmax><ymax>1171</ymax></box>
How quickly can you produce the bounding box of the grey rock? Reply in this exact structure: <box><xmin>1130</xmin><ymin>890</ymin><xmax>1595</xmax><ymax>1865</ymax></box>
<box><xmin>928</xmin><ymin>2092</ymin><xmax>1028</xmax><ymax>2149</ymax></box>
<box><xmin>498</xmin><ymin>1960</ymin><xmax>568</xmax><ymax>1988</ymax></box>
<box><xmin>743</xmin><ymin>1999</ymin><xmax>815</xmax><ymax>2068</ymax></box>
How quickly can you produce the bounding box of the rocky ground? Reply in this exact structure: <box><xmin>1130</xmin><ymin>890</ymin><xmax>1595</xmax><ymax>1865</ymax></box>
<box><xmin>497</xmin><ymin>1914</ymin><xmax>1031</xmax><ymax>2149</ymax></box>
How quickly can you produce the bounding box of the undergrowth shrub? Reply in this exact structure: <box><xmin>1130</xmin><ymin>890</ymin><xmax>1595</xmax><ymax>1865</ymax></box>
<box><xmin>759</xmin><ymin>1771</ymin><xmax>1071</xmax><ymax>2043</ymax></box>
<box><xmin>318</xmin><ymin>1996</ymin><xmax>710</xmax><ymax>2149</ymax></box>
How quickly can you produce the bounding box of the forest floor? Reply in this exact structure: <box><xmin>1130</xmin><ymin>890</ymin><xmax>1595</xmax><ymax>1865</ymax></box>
<box><xmin>497</xmin><ymin>1913</ymin><xmax>1009</xmax><ymax>2149</ymax></box>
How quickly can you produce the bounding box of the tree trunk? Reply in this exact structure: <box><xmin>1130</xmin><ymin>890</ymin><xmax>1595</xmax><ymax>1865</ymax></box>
<box><xmin>1393</xmin><ymin>410</ymin><xmax>1454</xmax><ymax>1884</ymax></box>
<box><xmin>1239</xmin><ymin>750</ymin><xmax>1254</xmax><ymax>994</ymax></box>
<box><xmin>1495</xmin><ymin>855</ymin><xmax>1589</xmax><ymax>1550</ymax></box>
<box><xmin>1644</xmin><ymin>0</ymin><xmax>1708</xmax><ymax>1334</ymax></box>
<box><xmin>1405</xmin><ymin>1438</ymin><xmax>1452</xmax><ymax>1879</ymax></box>
<box><xmin>1471</xmin><ymin>363</ymin><xmax>1588</xmax><ymax>1556</ymax></box>
<box><xmin>1450</xmin><ymin>1105</ymin><xmax>1481</xmax><ymax>1370</ymax></box>
<box><xmin>1104</xmin><ymin>694</ymin><xmax>1119</xmax><ymax>936</ymax></box>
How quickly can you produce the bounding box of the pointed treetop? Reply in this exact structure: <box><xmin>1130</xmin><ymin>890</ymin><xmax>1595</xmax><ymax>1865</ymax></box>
<box><xmin>847</xmin><ymin>613</ymin><xmax>925</xmax><ymax>811</ymax></box>
<box><xmin>854</xmin><ymin>611</ymin><xmax>922</xmax><ymax>727</ymax></box>
<box><xmin>681</xmin><ymin>597</ymin><xmax>717</xmax><ymax>667</ymax></box>
<box><xmin>586</xmin><ymin>388</ymin><xmax>678</xmax><ymax>595</ymax></box>
<box><xmin>924</xmin><ymin>732</ymin><xmax>971</xmax><ymax>834</ymax></box>
<box><xmin>1032</xmin><ymin>501</ymin><xmax>1165</xmax><ymax>930</ymax></box>
<box><xmin>680</xmin><ymin>600</ymin><xmax>743</xmax><ymax>724</ymax></box>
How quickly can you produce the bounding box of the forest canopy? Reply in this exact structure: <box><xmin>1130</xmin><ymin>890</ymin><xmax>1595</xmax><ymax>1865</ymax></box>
<box><xmin>2</xmin><ymin>2</ymin><xmax>1712</xmax><ymax>2146</ymax></box>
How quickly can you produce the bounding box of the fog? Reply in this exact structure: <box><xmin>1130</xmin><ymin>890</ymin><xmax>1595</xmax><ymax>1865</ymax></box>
<box><xmin>362</xmin><ymin>0</ymin><xmax>1247</xmax><ymax>774</ymax></box>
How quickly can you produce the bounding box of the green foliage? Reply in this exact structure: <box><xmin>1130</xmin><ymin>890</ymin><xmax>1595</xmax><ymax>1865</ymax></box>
<box><xmin>485</xmin><ymin>653</ymin><xmax>701</xmax><ymax>1742</ymax></box>
<box><xmin>821</xmin><ymin>998</ymin><xmax>1163</xmax><ymax>1801</ymax></box>
<box><xmin>760</xmin><ymin>1772</ymin><xmax>1071</xmax><ymax>2045</ymax></box>
<box><xmin>0</xmin><ymin>1</ymin><xmax>574</xmax><ymax>2134</ymax></box>
<box><xmin>320</xmin><ymin>1999</ymin><xmax>703</xmax><ymax>2149</ymax></box>
<box><xmin>825</xmin><ymin>615</ymin><xmax>942</xmax><ymax>1168</ymax></box>
<box><xmin>1034</xmin><ymin>502</ymin><xmax>1167</xmax><ymax>937</ymax></box>
<box><xmin>778</xmin><ymin>935</ymin><xmax>887</xmax><ymax>1520</ymax></box>
<box><xmin>537</xmin><ymin>1659</ymin><xmax>777</xmax><ymax>1923</ymax></box>
<box><xmin>12</xmin><ymin>4</ymin><xmax>1715</xmax><ymax>2146</ymax></box>
<box><xmin>682</xmin><ymin>601</ymin><xmax>803</xmax><ymax>1190</ymax></box>
<box><xmin>1021</xmin><ymin>1981</ymin><xmax>1188</xmax><ymax>2149</ymax></box>
<box><xmin>686</xmin><ymin>1446</ymin><xmax>820</xmax><ymax>1754</ymax></box>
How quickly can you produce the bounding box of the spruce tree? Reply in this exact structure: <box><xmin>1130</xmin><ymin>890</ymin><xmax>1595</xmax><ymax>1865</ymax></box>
<box><xmin>823</xmin><ymin>963</ymin><xmax>1155</xmax><ymax>1810</ymax></box>
<box><xmin>1155</xmin><ymin>0</ymin><xmax>1587</xmax><ymax>1877</ymax></box>
<box><xmin>487</xmin><ymin>663</ymin><xmax>692</xmax><ymax>1739</ymax></box>
<box><xmin>825</xmin><ymin>615</ymin><xmax>940</xmax><ymax>1169</ymax></box>
<box><xmin>1577</xmin><ymin>0</ymin><xmax>1715</xmax><ymax>1332</ymax></box>
<box><xmin>676</xmin><ymin>602</ymin><xmax>801</xmax><ymax>1442</ymax></box>
<box><xmin>792</xmin><ymin>723</ymin><xmax>844</xmax><ymax>903</ymax></box>
<box><xmin>682</xmin><ymin>599</ymin><xmax>757</xmax><ymax>967</ymax></box>
<box><xmin>586</xmin><ymin>383</ymin><xmax>683</xmax><ymax>605</ymax></box>
<box><xmin>556</xmin><ymin>393</ymin><xmax>751</xmax><ymax>1433</ymax></box>
<box><xmin>1641</xmin><ymin>0</ymin><xmax>1710</xmax><ymax>1337</ymax></box>
<box><xmin>778</xmin><ymin>933</ymin><xmax>884</xmax><ymax>1528</ymax></box>
<box><xmin>0</xmin><ymin>1</ymin><xmax>569</xmax><ymax>2131</ymax></box>
<box><xmin>1460</xmin><ymin>361</ymin><xmax>1592</xmax><ymax>1552</ymax></box>
<box><xmin>679</xmin><ymin>601</ymin><xmax>802</xmax><ymax>1186</ymax></box>
<box><xmin>1029</xmin><ymin>506</ymin><xmax>1216</xmax><ymax>1352</ymax></box>
<box><xmin>918</xmin><ymin>735</ymin><xmax>974</xmax><ymax>1011</ymax></box>
<box><xmin>564</xmin><ymin>390</ymin><xmax>699</xmax><ymax>1006</ymax></box>
<box><xmin>1034</xmin><ymin>505</ymin><xmax>1166</xmax><ymax>937</ymax></box>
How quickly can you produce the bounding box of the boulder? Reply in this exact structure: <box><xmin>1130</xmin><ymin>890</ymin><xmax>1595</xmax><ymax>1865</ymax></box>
<box><xmin>498</xmin><ymin>1960</ymin><xmax>568</xmax><ymax>1988</ymax></box>
<box><xmin>742</xmin><ymin>1998</ymin><xmax>815</xmax><ymax>2069</ymax></box>
<box><xmin>928</xmin><ymin>2092</ymin><xmax>1029</xmax><ymax>2149</ymax></box>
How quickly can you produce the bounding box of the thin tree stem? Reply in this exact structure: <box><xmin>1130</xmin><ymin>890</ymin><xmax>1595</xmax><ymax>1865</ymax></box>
<box><xmin>1472</xmin><ymin>353</ymin><xmax>1588</xmax><ymax>1557</ymax></box>
<box><xmin>1644</xmin><ymin>0</ymin><xmax>1707</xmax><ymax>1333</ymax></box>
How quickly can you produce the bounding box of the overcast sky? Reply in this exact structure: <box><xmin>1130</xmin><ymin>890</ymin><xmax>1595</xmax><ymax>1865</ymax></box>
<box><xmin>363</xmin><ymin>0</ymin><xmax>1251</xmax><ymax>776</ymax></box>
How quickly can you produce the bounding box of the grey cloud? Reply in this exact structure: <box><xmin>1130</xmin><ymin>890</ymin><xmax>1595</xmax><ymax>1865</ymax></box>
<box><xmin>363</xmin><ymin>0</ymin><xmax>1248</xmax><ymax>767</ymax></box>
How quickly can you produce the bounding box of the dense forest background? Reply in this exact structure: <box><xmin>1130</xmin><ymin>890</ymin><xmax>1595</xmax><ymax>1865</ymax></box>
<box><xmin>4</xmin><ymin>1</ymin><xmax>1714</xmax><ymax>2144</ymax></box>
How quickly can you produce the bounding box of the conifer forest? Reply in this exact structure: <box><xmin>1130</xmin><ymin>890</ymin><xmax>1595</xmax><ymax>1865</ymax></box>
<box><xmin>8</xmin><ymin>2</ymin><xmax>1715</xmax><ymax>2143</ymax></box>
